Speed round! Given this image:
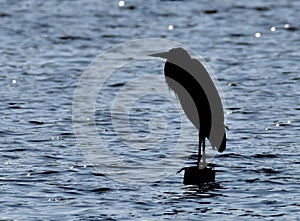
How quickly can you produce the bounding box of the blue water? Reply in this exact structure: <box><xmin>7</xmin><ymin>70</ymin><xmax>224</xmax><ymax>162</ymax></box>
<box><xmin>1</xmin><ymin>0</ymin><xmax>299</xmax><ymax>220</ymax></box>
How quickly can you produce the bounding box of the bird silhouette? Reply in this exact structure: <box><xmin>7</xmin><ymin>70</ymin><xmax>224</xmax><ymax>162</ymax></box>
<box><xmin>150</xmin><ymin>47</ymin><xmax>226</xmax><ymax>168</ymax></box>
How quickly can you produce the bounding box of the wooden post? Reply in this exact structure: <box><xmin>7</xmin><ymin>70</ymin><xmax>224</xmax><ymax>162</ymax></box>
<box><xmin>183</xmin><ymin>166</ymin><xmax>215</xmax><ymax>185</ymax></box>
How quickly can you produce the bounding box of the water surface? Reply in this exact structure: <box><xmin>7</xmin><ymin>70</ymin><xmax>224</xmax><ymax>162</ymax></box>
<box><xmin>0</xmin><ymin>0</ymin><xmax>299</xmax><ymax>220</ymax></box>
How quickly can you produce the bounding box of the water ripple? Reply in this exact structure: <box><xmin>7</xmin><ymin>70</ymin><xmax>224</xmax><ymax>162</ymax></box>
<box><xmin>0</xmin><ymin>0</ymin><xmax>299</xmax><ymax>220</ymax></box>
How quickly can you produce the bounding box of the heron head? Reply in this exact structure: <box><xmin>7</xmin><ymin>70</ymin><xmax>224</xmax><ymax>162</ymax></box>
<box><xmin>149</xmin><ymin>47</ymin><xmax>190</xmax><ymax>61</ymax></box>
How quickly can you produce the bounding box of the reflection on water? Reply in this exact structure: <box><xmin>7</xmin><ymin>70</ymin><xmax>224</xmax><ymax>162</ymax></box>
<box><xmin>182</xmin><ymin>182</ymin><xmax>224</xmax><ymax>198</ymax></box>
<box><xmin>0</xmin><ymin>0</ymin><xmax>299</xmax><ymax>220</ymax></box>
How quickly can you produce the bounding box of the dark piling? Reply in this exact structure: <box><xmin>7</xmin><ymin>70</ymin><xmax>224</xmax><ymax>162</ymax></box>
<box><xmin>183</xmin><ymin>166</ymin><xmax>215</xmax><ymax>185</ymax></box>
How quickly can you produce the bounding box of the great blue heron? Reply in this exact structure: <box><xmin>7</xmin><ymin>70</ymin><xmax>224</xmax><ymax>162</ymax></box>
<box><xmin>150</xmin><ymin>47</ymin><xmax>226</xmax><ymax>168</ymax></box>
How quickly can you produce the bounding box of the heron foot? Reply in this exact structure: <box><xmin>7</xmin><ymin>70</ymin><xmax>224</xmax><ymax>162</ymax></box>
<box><xmin>197</xmin><ymin>153</ymin><xmax>207</xmax><ymax>168</ymax></box>
<box><xmin>197</xmin><ymin>161</ymin><xmax>207</xmax><ymax>169</ymax></box>
<box><xmin>177</xmin><ymin>167</ymin><xmax>189</xmax><ymax>174</ymax></box>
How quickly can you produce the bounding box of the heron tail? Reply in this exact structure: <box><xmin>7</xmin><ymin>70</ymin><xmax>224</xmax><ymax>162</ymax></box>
<box><xmin>218</xmin><ymin>133</ymin><xmax>226</xmax><ymax>152</ymax></box>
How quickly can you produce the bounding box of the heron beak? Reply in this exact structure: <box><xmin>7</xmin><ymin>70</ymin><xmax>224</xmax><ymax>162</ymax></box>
<box><xmin>149</xmin><ymin>52</ymin><xmax>169</xmax><ymax>59</ymax></box>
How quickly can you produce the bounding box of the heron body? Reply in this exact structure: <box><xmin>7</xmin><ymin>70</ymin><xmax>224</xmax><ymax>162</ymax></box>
<box><xmin>164</xmin><ymin>60</ymin><xmax>211</xmax><ymax>138</ymax></box>
<box><xmin>150</xmin><ymin>47</ymin><xmax>226</xmax><ymax>167</ymax></box>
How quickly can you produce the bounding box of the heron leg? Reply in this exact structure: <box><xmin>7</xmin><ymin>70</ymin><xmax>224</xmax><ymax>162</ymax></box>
<box><xmin>202</xmin><ymin>139</ymin><xmax>206</xmax><ymax>164</ymax></box>
<box><xmin>198</xmin><ymin>133</ymin><xmax>202</xmax><ymax>167</ymax></box>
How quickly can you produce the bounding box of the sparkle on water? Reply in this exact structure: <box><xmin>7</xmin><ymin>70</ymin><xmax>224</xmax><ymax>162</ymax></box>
<box><xmin>168</xmin><ymin>24</ymin><xmax>174</xmax><ymax>30</ymax></box>
<box><xmin>255</xmin><ymin>32</ymin><xmax>261</xmax><ymax>38</ymax></box>
<box><xmin>119</xmin><ymin>0</ymin><xmax>125</xmax><ymax>7</ymax></box>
